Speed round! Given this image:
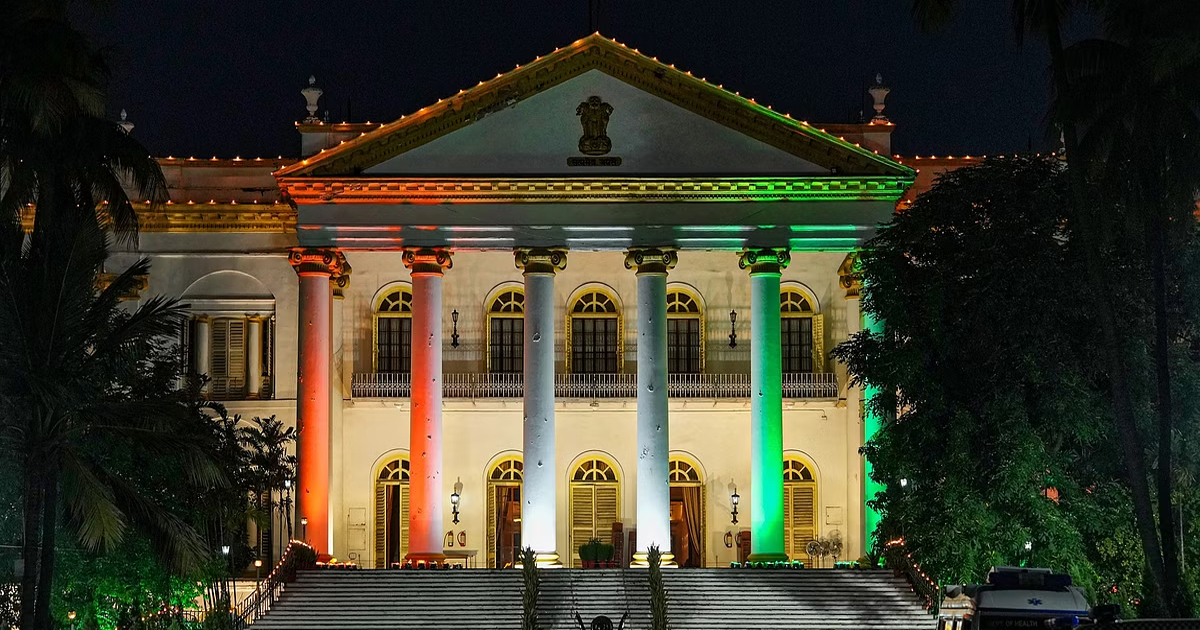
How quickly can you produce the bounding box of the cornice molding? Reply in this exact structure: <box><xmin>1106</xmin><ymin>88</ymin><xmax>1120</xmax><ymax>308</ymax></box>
<box><xmin>278</xmin><ymin>177</ymin><xmax>910</xmax><ymax>205</ymax></box>
<box><xmin>20</xmin><ymin>203</ymin><xmax>296</xmax><ymax>233</ymax></box>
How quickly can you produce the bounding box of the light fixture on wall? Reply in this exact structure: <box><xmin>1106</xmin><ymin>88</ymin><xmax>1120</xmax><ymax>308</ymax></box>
<box><xmin>451</xmin><ymin>309</ymin><xmax>460</xmax><ymax>348</ymax></box>
<box><xmin>450</xmin><ymin>490</ymin><xmax>461</xmax><ymax>524</ymax></box>
<box><xmin>730</xmin><ymin>487</ymin><xmax>740</xmax><ymax>524</ymax></box>
<box><xmin>728</xmin><ymin>310</ymin><xmax>738</xmax><ymax>348</ymax></box>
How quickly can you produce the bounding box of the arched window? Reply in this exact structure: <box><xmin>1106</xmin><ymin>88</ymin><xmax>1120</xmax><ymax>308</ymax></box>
<box><xmin>487</xmin><ymin>288</ymin><xmax>525</xmax><ymax>374</ymax></box>
<box><xmin>782</xmin><ymin>456</ymin><xmax>818</xmax><ymax>564</ymax></box>
<box><xmin>487</xmin><ymin>457</ymin><xmax>523</xmax><ymax>568</ymax></box>
<box><xmin>569</xmin><ymin>456</ymin><xmax>621</xmax><ymax>567</ymax></box>
<box><xmin>374</xmin><ymin>456</ymin><xmax>411</xmax><ymax>568</ymax></box>
<box><xmin>375</xmin><ymin>287</ymin><xmax>413</xmax><ymax>374</ymax></box>
<box><xmin>567</xmin><ymin>289</ymin><xmax>622</xmax><ymax>374</ymax></box>
<box><xmin>666</xmin><ymin>289</ymin><xmax>703</xmax><ymax>374</ymax></box>
<box><xmin>780</xmin><ymin>287</ymin><xmax>824</xmax><ymax>374</ymax></box>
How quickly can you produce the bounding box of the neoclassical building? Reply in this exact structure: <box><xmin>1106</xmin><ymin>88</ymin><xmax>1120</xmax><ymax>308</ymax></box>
<box><xmin>109</xmin><ymin>34</ymin><xmax>965</xmax><ymax>570</ymax></box>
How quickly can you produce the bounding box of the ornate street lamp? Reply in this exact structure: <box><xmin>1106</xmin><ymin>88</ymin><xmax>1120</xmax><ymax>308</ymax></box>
<box><xmin>730</xmin><ymin>488</ymin><xmax>740</xmax><ymax>524</ymax></box>
<box><xmin>450</xmin><ymin>310</ymin><xmax>460</xmax><ymax>348</ymax></box>
<box><xmin>728</xmin><ymin>310</ymin><xmax>738</xmax><ymax>348</ymax></box>
<box><xmin>450</xmin><ymin>491</ymin><xmax>461</xmax><ymax>524</ymax></box>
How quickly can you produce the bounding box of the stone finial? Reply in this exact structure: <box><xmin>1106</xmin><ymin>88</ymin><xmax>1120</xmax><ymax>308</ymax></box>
<box><xmin>302</xmin><ymin>75</ymin><xmax>324</xmax><ymax>123</ymax></box>
<box><xmin>869</xmin><ymin>73</ymin><xmax>890</xmax><ymax>123</ymax></box>
<box><xmin>117</xmin><ymin>109</ymin><xmax>134</xmax><ymax>134</ymax></box>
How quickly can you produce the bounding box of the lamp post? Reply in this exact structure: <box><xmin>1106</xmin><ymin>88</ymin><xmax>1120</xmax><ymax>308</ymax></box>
<box><xmin>728</xmin><ymin>310</ymin><xmax>738</xmax><ymax>348</ymax></box>
<box><xmin>730</xmin><ymin>488</ymin><xmax>740</xmax><ymax>524</ymax></box>
<box><xmin>301</xmin><ymin>516</ymin><xmax>308</xmax><ymax>545</ymax></box>
<box><xmin>255</xmin><ymin>558</ymin><xmax>263</xmax><ymax>585</ymax></box>
<box><xmin>282</xmin><ymin>479</ymin><xmax>294</xmax><ymax>542</ymax></box>
<box><xmin>68</xmin><ymin>610</ymin><xmax>76</xmax><ymax>630</ymax></box>
<box><xmin>450</xmin><ymin>309</ymin><xmax>460</xmax><ymax>348</ymax></box>
<box><xmin>221</xmin><ymin>544</ymin><xmax>233</xmax><ymax>608</ymax></box>
<box><xmin>450</xmin><ymin>490</ymin><xmax>461</xmax><ymax>525</ymax></box>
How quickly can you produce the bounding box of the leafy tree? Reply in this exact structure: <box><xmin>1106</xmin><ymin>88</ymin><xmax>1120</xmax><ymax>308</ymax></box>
<box><xmin>834</xmin><ymin>157</ymin><xmax>1200</xmax><ymax>614</ymax></box>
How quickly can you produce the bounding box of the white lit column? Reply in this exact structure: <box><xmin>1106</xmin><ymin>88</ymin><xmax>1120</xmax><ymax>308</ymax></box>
<box><xmin>247</xmin><ymin>316</ymin><xmax>264</xmax><ymax>399</ymax></box>
<box><xmin>404</xmin><ymin>248</ymin><xmax>452</xmax><ymax>563</ymax></box>
<box><xmin>626</xmin><ymin>248</ymin><xmax>677</xmax><ymax>566</ymax></box>
<box><xmin>193</xmin><ymin>316</ymin><xmax>212</xmax><ymax>394</ymax></box>
<box><xmin>739</xmin><ymin>248</ymin><xmax>790</xmax><ymax>563</ymax></box>
<box><xmin>515</xmin><ymin>248</ymin><xmax>568</xmax><ymax>566</ymax></box>
<box><xmin>289</xmin><ymin>247</ymin><xmax>344</xmax><ymax>555</ymax></box>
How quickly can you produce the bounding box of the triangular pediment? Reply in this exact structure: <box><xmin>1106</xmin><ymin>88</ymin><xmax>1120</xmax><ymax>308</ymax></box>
<box><xmin>277</xmin><ymin>34</ymin><xmax>912</xmax><ymax>179</ymax></box>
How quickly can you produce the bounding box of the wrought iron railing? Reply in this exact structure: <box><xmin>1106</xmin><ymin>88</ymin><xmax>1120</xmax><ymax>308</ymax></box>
<box><xmin>233</xmin><ymin>539</ymin><xmax>315</xmax><ymax>629</ymax></box>
<box><xmin>351</xmin><ymin>372</ymin><xmax>838</xmax><ymax>399</ymax></box>
<box><xmin>884</xmin><ymin>538</ymin><xmax>941</xmax><ymax>617</ymax></box>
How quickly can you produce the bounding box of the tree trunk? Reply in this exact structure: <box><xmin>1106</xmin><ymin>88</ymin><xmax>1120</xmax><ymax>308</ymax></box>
<box><xmin>19</xmin><ymin>462</ymin><xmax>43</xmax><ymax>630</ymax></box>
<box><xmin>1150</xmin><ymin>197</ymin><xmax>1182</xmax><ymax>613</ymax></box>
<box><xmin>1040</xmin><ymin>5</ymin><xmax>1170</xmax><ymax>609</ymax></box>
<box><xmin>33</xmin><ymin>468</ymin><xmax>59</xmax><ymax>629</ymax></box>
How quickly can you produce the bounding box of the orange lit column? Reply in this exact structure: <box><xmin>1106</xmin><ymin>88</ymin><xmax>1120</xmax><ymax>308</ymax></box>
<box><xmin>404</xmin><ymin>248</ymin><xmax>452</xmax><ymax>563</ymax></box>
<box><xmin>289</xmin><ymin>248</ymin><xmax>345</xmax><ymax>555</ymax></box>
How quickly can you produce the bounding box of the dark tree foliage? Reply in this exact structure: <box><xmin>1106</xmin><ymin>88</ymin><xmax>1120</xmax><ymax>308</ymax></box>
<box><xmin>833</xmin><ymin>157</ymin><xmax>1200</xmax><ymax>613</ymax></box>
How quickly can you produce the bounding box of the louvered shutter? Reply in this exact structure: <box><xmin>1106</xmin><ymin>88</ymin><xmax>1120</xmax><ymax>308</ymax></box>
<box><xmin>594</xmin><ymin>484</ymin><xmax>619</xmax><ymax>545</ymax></box>
<box><xmin>211</xmin><ymin>321</ymin><xmax>228</xmax><ymax>398</ymax></box>
<box><xmin>487</xmin><ymin>485</ymin><xmax>497</xmax><ymax>568</ymax></box>
<box><xmin>812</xmin><ymin>314</ymin><xmax>825</xmax><ymax>373</ymax></box>
<box><xmin>783</xmin><ymin>485</ymin><xmax>794</xmax><ymax>559</ymax></box>
<box><xmin>570</xmin><ymin>484</ymin><xmax>595</xmax><ymax>567</ymax></box>
<box><xmin>227</xmin><ymin>319</ymin><xmax>246</xmax><ymax>395</ymax></box>
<box><xmin>374</xmin><ymin>483</ymin><xmax>386</xmax><ymax>568</ymax></box>
<box><xmin>788</xmin><ymin>483</ymin><xmax>816</xmax><ymax>565</ymax></box>
<box><xmin>400</xmin><ymin>485</ymin><xmax>410</xmax><ymax>561</ymax></box>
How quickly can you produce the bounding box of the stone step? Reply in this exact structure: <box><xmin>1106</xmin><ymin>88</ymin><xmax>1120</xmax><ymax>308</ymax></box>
<box><xmin>248</xmin><ymin>568</ymin><xmax>935</xmax><ymax>630</ymax></box>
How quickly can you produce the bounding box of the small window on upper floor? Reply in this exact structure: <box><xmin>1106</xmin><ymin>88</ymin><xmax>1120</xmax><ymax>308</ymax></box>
<box><xmin>186</xmin><ymin>315</ymin><xmax>274</xmax><ymax>400</ymax></box>
<box><xmin>488</xmin><ymin>289</ymin><xmax>524</xmax><ymax>374</ymax></box>
<box><xmin>780</xmin><ymin>288</ymin><xmax>824</xmax><ymax>374</ymax></box>
<box><xmin>375</xmin><ymin>287</ymin><xmax>413</xmax><ymax>374</ymax></box>
<box><xmin>666</xmin><ymin>289</ymin><xmax>703</xmax><ymax>374</ymax></box>
<box><xmin>568</xmin><ymin>290</ymin><xmax>621</xmax><ymax>374</ymax></box>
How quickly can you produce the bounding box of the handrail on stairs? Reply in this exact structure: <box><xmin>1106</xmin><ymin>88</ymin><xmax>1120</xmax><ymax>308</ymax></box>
<box><xmin>234</xmin><ymin>539</ymin><xmax>316</xmax><ymax>629</ymax></box>
<box><xmin>884</xmin><ymin>538</ymin><xmax>942</xmax><ymax>616</ymax></box>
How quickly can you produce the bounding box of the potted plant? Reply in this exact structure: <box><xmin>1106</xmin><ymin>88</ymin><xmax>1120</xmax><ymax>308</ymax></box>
<box><xmin>599</xmin><ymin>542</ymin><xmax>615</xmax><ymax>568</ymax></box>
<box><xmin>581</xmin><ymin>538</ymin><xmax>599</xmax><ymax>568</ymax></box>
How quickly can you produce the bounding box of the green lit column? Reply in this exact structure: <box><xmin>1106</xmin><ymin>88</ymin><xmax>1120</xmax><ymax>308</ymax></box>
<box><xmin>847</xmin><ymin>251</ymin><xmax>887</xmax><ymax>552</ymax></box>
<box><xmin>739</xmin><ymin>248</ymin><xmax>790</xmax><ymax>563</ymax></box>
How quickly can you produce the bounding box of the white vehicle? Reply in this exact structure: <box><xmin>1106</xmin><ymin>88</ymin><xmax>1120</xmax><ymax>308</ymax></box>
<box><xmin>943</xmin><ymin>567</ymin><xmax>1092</xmax><ymax>629</ymax></box>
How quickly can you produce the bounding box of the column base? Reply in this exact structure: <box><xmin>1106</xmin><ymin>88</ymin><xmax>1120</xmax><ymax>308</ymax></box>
<box><xmin>631</xmin><ymin>552</ymin><xmax>676</xmax><ymax>568</ymax></box>
<box><xmin>746</xmin><ymin>552</ymin><xmax>790</xmax><ymax>563</ymax></box>
<box><xmin>405</xmin><ymin>552</ymin><xmax>447</xmax><ymax>565</ymax></box>
<box><xmin>514</xmin><ymin>552</ymin><xmax>562</xmax><ymax>568</ymax></box>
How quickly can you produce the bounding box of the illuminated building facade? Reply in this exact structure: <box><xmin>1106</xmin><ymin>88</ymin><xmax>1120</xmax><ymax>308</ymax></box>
<box><xmin>111</xmin><ymin>35</ymin><xmax>961</xmax><ymax>569</ymax></box>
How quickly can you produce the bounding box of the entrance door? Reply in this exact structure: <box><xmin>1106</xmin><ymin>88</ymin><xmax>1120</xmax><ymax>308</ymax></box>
<box><xmin>569</xmin><ymin>457</ymin><xmax>620</xmax><ymax>567</ymax></box>
<box><xmin>783</xmin><ymin>457</ymin><xmax>818</xmax><ymax>566</ymax></box>
<box><xmin>486</xmin><ymin>457</ymin><xmax>523</xmax><ymax>568</ymax></box>
<box><xmin>374</xmin><ymin>457</ymin><xmax>410</xmax><ymax>568</ymax></box>
<box><xmin>668</xmin><ymin>457</ymin><xmax>706</xmax><ymax>567</ymax></box>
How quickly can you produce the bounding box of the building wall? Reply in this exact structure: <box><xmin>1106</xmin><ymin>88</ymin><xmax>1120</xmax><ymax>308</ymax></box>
<box><xmin>127</xmin><ymin>243</ymin><xmax>865</xmax><ymax>566</ymax></box>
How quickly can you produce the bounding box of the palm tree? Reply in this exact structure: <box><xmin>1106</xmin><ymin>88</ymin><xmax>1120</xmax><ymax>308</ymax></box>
<box><xmin>1058</xmin><ymin>0</ymin><xmax>1200</xmax><ymax>612</ymax></box>
<box><xmin>0</xmin><ymin>207</ymin><xmax>225</xmax><ymax>629</ymax></box>
<box><xmin>906</xmin><ymin>0</ymin><xmax>1178</xmax><ymax>612</ymax></box>
<box><xmin>239</xmin><ymin>416</ymin><xmax>297</xmax><ymax>565</ymax></box>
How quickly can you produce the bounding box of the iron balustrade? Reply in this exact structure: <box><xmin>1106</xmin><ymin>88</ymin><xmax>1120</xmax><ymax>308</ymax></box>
<box><xmin>351</xmin><ymin>372</ymin><xmax>838</xmax><ymax>399</ymax></box>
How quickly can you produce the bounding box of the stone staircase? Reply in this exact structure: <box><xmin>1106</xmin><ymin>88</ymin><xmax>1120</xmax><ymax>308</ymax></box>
<box><xmin>249</xmin><ymin>568</ymin><xmax>934</xmax><ymax>629</ymax></box>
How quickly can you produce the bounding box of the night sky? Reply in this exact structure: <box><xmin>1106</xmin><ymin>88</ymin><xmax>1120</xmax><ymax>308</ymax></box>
<box><xmin>75</xmin><ymin>1</ymin><xmax>1097</xmax><ymax>160</ymax></box>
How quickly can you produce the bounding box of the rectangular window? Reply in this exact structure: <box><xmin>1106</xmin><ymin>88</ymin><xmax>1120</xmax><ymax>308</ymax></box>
<box><xmin>667</xmin><ymin>318</ymin><xmax>701</xmax><ymax>374</ymax></box>
<box><xmin>376</xmin><ymin>317</ymin><xmax>412</xmax><ymax>374</ymax></box>
<box><xmin>489</xmin><ymin>316</ymin><xmax>524</xmax><ymax>373</ymax></box>
<box><xmin>781</xmin><ymin>317</ymin><xmax>813</xmax><ymax>373</ymax></box>
<box><xmin>571</xmin><ymin>317</ymin><xmax>619</xmax><ymax>374</ymax></box>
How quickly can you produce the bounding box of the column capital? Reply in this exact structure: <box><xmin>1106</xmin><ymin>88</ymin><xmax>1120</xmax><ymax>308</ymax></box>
<box><xmin>738</xmin><ymin>248</ymin><xmax>790</xmax><ymax>275</ymax></box>
<box><xmin>289</xmin><ymin>247</ymin><xmax>347</xmax><ymax>277</ymax></box>
<box><xmin>402</xmin><ymin>248</ymin><xmax>453</xmax><ymax>275</ymax></box>
<box><xmin>246</xmin><ymin>314</ymin><xmax>266</xmax><ymax>323</ymax></box>
<box><xmin>624</xmin><ymin>247</ymin><xmax>677</xmax><ymax>275</ymax></box>
<box><xmin>514</xmin><ymin>248</ymin><xmax>568</xmax><ymax>275</ymax></box>
<box><xmin>838</xmin><ymin>252</ymin><xmax>862</xmax><ymax>300</ymax></box>
<box><xmin>193</xmin><ymin>314</ymin><xmax>212</xmax><ymax>324</ymax></box>
<box><xmin>331</xmin><ymin>258</ymin><xmax>352</xmax><ymax>299</ymax></box>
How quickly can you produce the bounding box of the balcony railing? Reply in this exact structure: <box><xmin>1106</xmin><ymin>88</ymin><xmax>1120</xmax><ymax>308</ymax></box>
<box><xmin>351</xmin><ymin>372</ymin><xmax>838</xmax><ymax>399</ymax></box>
